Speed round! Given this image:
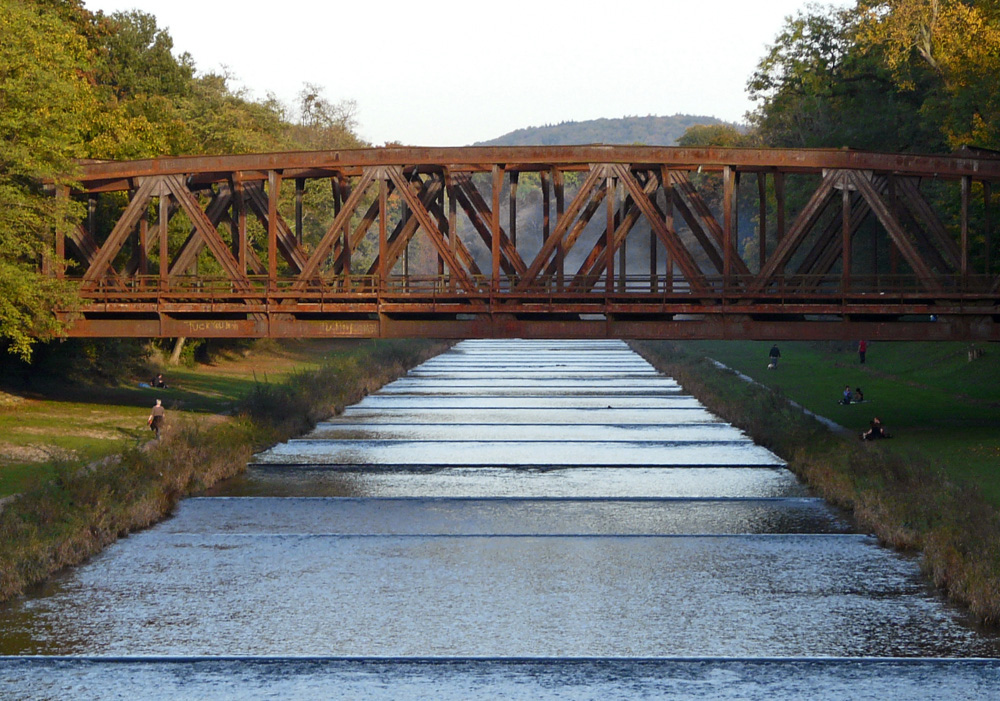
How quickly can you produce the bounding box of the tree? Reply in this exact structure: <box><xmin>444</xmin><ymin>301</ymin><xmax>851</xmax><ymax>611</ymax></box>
<box><xmin>857</xmin><ymin>0</ymin><xmax>1000</xmax><ymax>148</ymax></box>
<box><xmin>0</xmin><ymin>0</ymin><xmax>92</xmax><ymax>358</ymax></box>
<box><xmin>677</xmin><ymin>123</ymin><xmax>755</xmax><ymax>148</ymax></box>
<box><xmin>747</xmin><ymin>4</ymin><xmax>939</xmax><ymax>151</ymax></box>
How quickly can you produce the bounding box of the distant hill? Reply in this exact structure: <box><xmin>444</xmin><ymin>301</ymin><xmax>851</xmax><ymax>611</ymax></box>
<box><xmin>474</xmin><ymin>114</ymin><xmax>730</xmax><ymax>147</ymax></box>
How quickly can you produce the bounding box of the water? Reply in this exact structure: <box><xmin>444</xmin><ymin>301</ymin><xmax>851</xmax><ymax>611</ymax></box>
<box><xmin>2</xmin><ymin>339</ymin><xmax>998</xmax><ymax>698</ymax></box>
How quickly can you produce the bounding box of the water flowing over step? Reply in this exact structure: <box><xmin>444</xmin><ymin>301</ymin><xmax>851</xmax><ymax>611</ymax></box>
<box><xmin>1</xmin><ymin>339</ymin><xmax>998</xmax><ymax>699</ymax></box>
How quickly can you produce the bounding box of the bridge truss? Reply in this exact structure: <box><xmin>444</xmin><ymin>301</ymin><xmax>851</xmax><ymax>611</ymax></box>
<box><xmin>53</xmin><ymin>146</ymin><xmax>1000</xmax><ymax>340</ymax></box>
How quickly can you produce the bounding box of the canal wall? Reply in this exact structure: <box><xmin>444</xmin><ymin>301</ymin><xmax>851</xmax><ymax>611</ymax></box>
<box><xmin>632</xmin><ymin>340</ymin><xmax>1000</xmax><ymax>625</ymax></box>
<box><xmin>0</xmin><ymin>340</ymin><xmax>449</xmax><ymax>603</ymax></box>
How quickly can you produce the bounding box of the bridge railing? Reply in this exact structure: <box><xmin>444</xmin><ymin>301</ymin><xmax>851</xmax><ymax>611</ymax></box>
<box><xmin>73</xmin><ymin>272</ymin><xmax>999</xmax><ymax>305</ymax></box>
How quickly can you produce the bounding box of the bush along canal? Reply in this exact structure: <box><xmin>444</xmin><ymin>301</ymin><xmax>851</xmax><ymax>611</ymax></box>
<box><xmin>1</xmin><ymin>339</ymin><xmax>998</xmax><ymax>699</ymax></box>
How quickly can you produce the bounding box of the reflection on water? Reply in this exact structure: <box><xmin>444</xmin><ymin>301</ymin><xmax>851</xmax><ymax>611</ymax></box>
<box><xmin>4</xmin><ymin>533</ymin><xmax>996</xmax><ymax>657</ymax></box>
<box><xmin>1</xmin><ymin>338</ymin><xmax>997</xmax><ymax>697</ymax></box>
<box><xmin>213</xmin><ymin>467</ymin><xmax>808</xmax><ymax>498</ymax></box>
<box><xmin>252</xmin><ymin>439</ymin><xmax>784</xmax><ymax>467</ymax></box>
<box><xmin>162</xmin><ymin>496</ymin><xmax>852</xmax><ymax>536</ymax></box>
<box><xmin>3</xmin><ymin>658</ymin><xmax>1000</xmax><ymax>701</ymax></box>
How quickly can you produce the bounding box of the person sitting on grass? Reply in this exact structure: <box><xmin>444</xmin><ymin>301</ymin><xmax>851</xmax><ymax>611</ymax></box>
<box><xmin>854</xmin><ymin>387</ymin><xmax>864</xmax><ymax>403</ymax></box>
<box><xmin>861</xmin><ymin>417</ymin><xmax>886</xmax><ymax>440</ymax></box>
<box><xmin>840</xmin><ymin>385</ymin><xmax>853</xmax><ymax>405</ymax></box>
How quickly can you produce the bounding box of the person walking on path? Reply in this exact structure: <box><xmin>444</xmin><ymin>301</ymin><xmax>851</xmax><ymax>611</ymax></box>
<box><xmin>147</xmin><ymin>399</ymin><xmax>165</xmax><ymax>440</ymax></box>
<box><xmin>858</xmin><ymin>340</ymin><xmax>867</xmax><ymax>364</ymax></box>
<box><xmin>768</xmin><ymin>344</ymin><xmax>781</xmax><ymax>369</ymax></box>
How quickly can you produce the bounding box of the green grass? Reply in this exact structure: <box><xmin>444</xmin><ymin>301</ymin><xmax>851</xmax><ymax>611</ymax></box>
<box><xmin>679</xmin><ymin>340</ymin><xmax>1000</xmax><ymax>506</ymax></box>
<box><xmin>0</xmin><ymin>339</ymin><xmax>417</xmax><ymax>498</ymax></box>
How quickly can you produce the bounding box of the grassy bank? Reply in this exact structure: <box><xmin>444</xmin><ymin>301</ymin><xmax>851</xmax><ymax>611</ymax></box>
<box><xmin>0</xmin><ymin>339</ymin><xmax>447</xmax><ymax>603</ymax></box>
<box><xmin>0</xmin><ymin>339</ymin><xmax>415</xmax><ymax>497</ymax></box>
<box><xmin>678</xmin><ymin>340</ymin><xmax>1000</xmax><ymax>507</ymax></box>
<box><xmin>632</xmin><ymin>340</ymin><xmax>1000</xmax><ymax>625</ymax></box>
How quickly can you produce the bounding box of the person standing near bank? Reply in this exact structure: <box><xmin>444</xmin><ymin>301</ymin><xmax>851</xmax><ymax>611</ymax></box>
<box><xmin>858</xmin><ymin>340</ymin><xmax>867</xmax><ymax>364</ymax></box>
<box><xmin>148</xmin><ymin>399</ymin><xmax>165</xmax><ymax>439</ymax></box>
<box><xmin>768</xmin><ymin>344</ymin><xmax>781</xmax><ymax>369</ymax></box>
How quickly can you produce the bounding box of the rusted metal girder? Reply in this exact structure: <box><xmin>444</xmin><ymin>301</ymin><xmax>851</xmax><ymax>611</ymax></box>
<box><xmin>50</xmin><ymin>146</ymin><xmax>1000</xmax><ymax>341</ymax></box>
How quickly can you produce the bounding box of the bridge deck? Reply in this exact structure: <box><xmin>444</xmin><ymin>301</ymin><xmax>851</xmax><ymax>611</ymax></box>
<box><xmin>53</xmin><ymin>146</ymin><xmax>1000</xmax><ymax>340</ymax></box>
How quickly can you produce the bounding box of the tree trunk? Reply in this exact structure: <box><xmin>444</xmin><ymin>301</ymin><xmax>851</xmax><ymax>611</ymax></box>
<box><xmin>168</xmin><ymin>337</ymin><xmax>186</xmax><ymax>365</ymax></box>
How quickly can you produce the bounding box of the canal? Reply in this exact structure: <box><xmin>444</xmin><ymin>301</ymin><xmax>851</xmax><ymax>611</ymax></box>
<box><xmin>2</xmin><ymin>339</ymin><xmax>998</xmax><ymax>698</ymax></box>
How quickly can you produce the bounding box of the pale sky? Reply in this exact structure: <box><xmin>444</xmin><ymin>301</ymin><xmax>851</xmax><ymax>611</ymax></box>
<box><xmin>83</xmin><ymin>0</ymin><xmax>852</xmax><ymax>147</ymax></box>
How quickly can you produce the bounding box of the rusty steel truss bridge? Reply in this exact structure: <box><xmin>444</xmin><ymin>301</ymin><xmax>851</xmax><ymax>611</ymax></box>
<box><xmin>51</xmin><ymin>146</ymin><xmax>1000</xmax><ymax>340</ymax></box>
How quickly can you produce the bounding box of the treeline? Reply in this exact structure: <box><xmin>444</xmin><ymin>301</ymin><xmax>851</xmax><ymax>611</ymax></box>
<box><xmin>0</xmin><ymin>0</ymin><xmax>364</xmax><ymax>364</ymax></box>
<box><xmin>735</xmin><ymin>0</ymin><xmax>1000</xmax><ymax>153</ymax></box>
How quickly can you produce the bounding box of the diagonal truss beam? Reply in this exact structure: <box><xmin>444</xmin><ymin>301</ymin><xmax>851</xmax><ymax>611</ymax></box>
<box><xmin>82</xmin><ymin>177</ymin><xmax>160</xmax><ymax>287</ymax></box>
<box><xmin>569</xmin><ymin>176</ymin><xmax>646</xmax><ymax>289</ymax></box>
<box><xmin>667</xmin><ymin>171</ymin><xmax>751</xmax><ymax>278</ymax></box>
<box><xmin>616</xmin><ymin>166</ymin><xmax>710</xmax><ymax>294</ymax></box>
<box><xmin>544</xmin><ymin>180</ymin><xmax>609</xmax><ymax>278</ymax></box>
<box><xmin>797</xmin><ymin>190</ymin><xmax>871</xmax><ymax>281</ymax></box>
<box><xmin>895</xmin><ymin>177</ymin><xmax>962</xmax><ymax>271</ymax></box>
<box><xmin>452</xmin><ymin>174</ymin><xmax>527</xmax><ymax>276</ymax></box>
<box><xmin>163</xmin><ymin>174</ymin><xmax>253</xmax><ymax>292</ymax></box>
<box><xmin>296</xmin><ymin>168</ymin><xmax>378</xmax><ymax>287</ymax></box>
<box><xmin>848</xmin><ymin>170</ymin><xmax>942</xmax><ymax>291</ymax></box>
<box><xmin>366</xmin><ymin>175</ymin><xmax>444</xmax><ymax>276</ymax></box>
<box><xmin>750</xmin><ymin>171</ymin><xmax>841</xmax><ymax>292</ymax></box>
<box><xmin>333</xmin><ymin>182</ymin><xmax>389</xmax><ymax>274</ymax></box>
<box><xmin>67</xmin><ymin>223</ymin><xmax>99</xmax><ymax>267</ymax></box>
<box><xmin>516</xmin><ymin>166</ymin><xmax>606</xmax><ymax>291</ymax></box>
<box><xmin>168</xmin><ymin>187</ymin><xmax>235</xmax><ymax>276</ymax></box>
<box><xmin>384</xmin><ymin>167</ymin><xmax>476</xmax><ymax>293</ymax></box>
<box><xmin>244</xmin><ymin>183</ymin><xmax>309</xmax><ymax>273</ymax></box>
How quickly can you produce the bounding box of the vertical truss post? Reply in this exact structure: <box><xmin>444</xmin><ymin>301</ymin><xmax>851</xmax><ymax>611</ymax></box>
<box><xmin>961</xmin><ymin>175</ymin><xmax>970</xmax><ymax>283</ymax></box>
<box><xmin>723</xmin><ymin>166</ymin><xmax>734</xmax><ymax>291</ymax></box>
<box><xmin>446</xmin><ymin>169</ymin><xmax>457</xmax><ymax>292</ymax></box>
<box><xmin>775</xmin><ymin>171</ymin><xmax>786</xmax><ymax>287</ymax></box>
<box><xmin>553</xmin><ymin>168</ymin><xmax>565</xmax><ymax>290</ymax></box>
<box><xmin>333</xmin><ymin>176</ymin><xmax>350</xmax><ymax>278</ymax></box>
<box><xmin>231</xmin><ymin>175</ymin><xmax>246</xmax><ymax>275</ymax></box>
<box><xmin>509</xmin><ymin>170</ymin><xmax>518</xmax><ymax>248</ymax></box>
<box><xmin>492</xmin><ymin>165</ymin><xmax>502</xmax><ymax>292</ymax></box>
<box><xmin>379</xmin><ymin>173</ymin><xmax>387</xmax><ymax>289</ymax></box>
<box><xmin>88</xmin><ymin>196</ymin><xmax>97</xmax><ymax>242</ymax></box>
<box><xmin>295</xmin><ymin>178</ymin><xmax>304</xmax><ymax>246</ymax></box>
<box><xmin>139</xmin><ymin>209</ymin><xmax>148</xmax><ymax>277</ymax></box>
<box><xmin>158</xmin><ymin>185</ymin><xmax>169</xmax><ymax>290</ymax></box>
<box><xmin>541</xmin><ymin>169</ymin><xmax>550</xmax><ymax>291</ymax></box>
<box><xmin>985</xmin><ymin>181</ymin><xmax>993</xmax><ymax>275</ymax></box>
<box><xmin>605</xmin><ymin>169</ymin><xmax>615</xmax><ymax>295</ymax></box>
<box><xmin>649</xmin><ymin>187</ymin><xmax>658</xmax><ymax>292</ymax></box>
<box><xmin>55</xmin><ymin>185</ymin><xmax>68</xmax><ymax>279</ymax></box>
<box><xmin>758</xmin><ymin>172</ymin><xmax>767</xmax><ymax>273</ymax></box>
<box><xmin>663</xmin><ymin>169</ymin><xmax>673</xmax><ymax>293</ymax></box>
<box><xmin>888</xmin><ymin>175</ymin><xmax>899</xmax><ymax>278</ymax></box>
<box><xmin>619</xmin><ymin>187</ymin><xmax>629</xmax><ymax>292</ymax></box>
<box><xmin>871</xmin><ymin>185</ymin><xmax>878</xmax><ymax>288</ymax></box>
<box><xmin>842</xmin><ymin>176</ymin><xmax>851</xmax><ymax>293</ymax></box>
<box><xmin>267</xmin><ymin>171</ymin><xmax>281</xmax><ymax>291</ymax></box>
<box><xmin>437</xmin><ymin>184</ymin><xmax>445</xmax><ymax>281</ymax></box>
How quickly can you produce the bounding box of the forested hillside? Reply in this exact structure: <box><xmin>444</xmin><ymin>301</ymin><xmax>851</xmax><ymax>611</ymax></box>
<box><xmin>475</xmin><ymin>115</ymin><xmax>730</xmax><ymax>146</ymax></box>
